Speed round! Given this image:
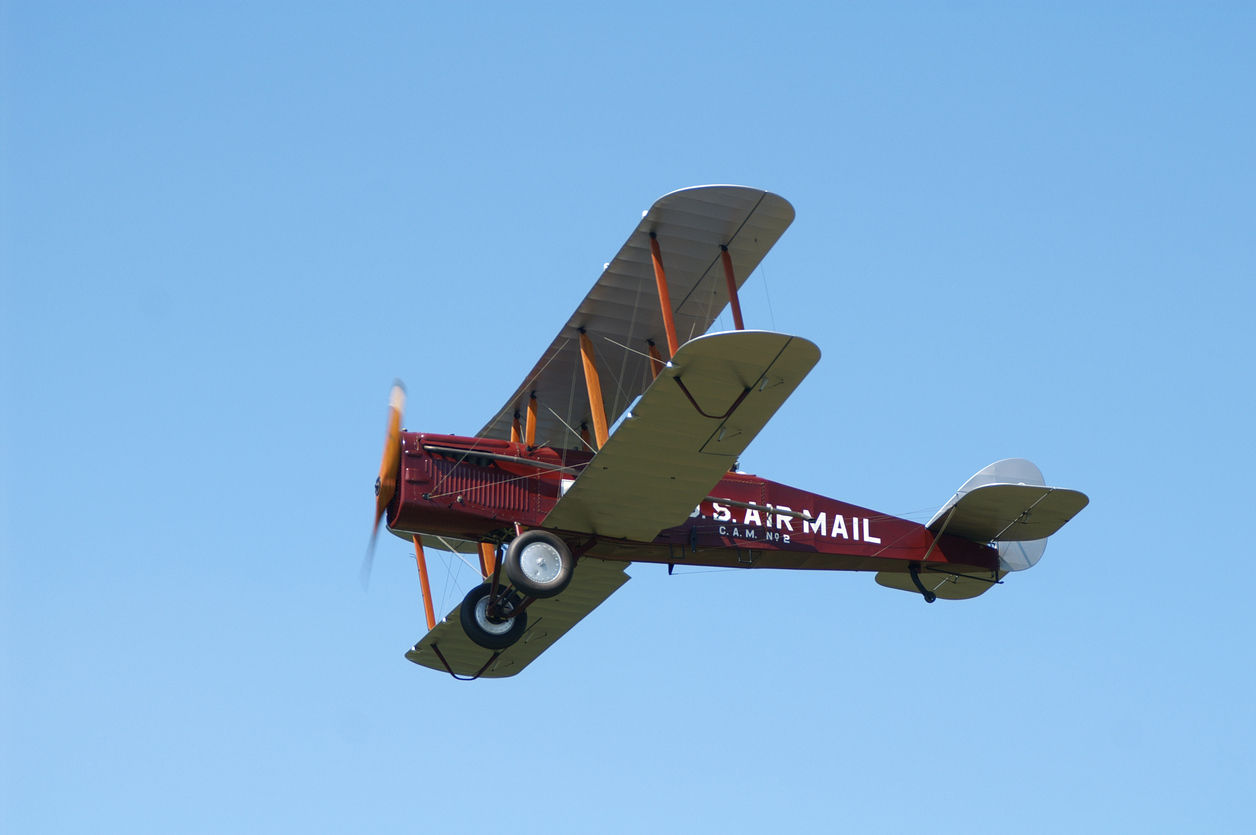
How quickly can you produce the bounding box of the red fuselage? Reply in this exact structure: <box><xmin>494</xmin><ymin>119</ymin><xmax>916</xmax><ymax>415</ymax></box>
<box><xmin>387</xmin><ymin>432</ymin><xmax>997</xmax><ymax>575</ymax></box>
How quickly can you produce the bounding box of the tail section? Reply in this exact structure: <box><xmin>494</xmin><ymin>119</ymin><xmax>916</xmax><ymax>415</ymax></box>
<box><xmin>927</xmin><ymin>458</ymin><xmax>1088</xmax><ymax>572</ymax></box>
<box><xmin>876</xmin><ymin>459</ymin><xmax>1088</xmax><ymax>601</ymax></box>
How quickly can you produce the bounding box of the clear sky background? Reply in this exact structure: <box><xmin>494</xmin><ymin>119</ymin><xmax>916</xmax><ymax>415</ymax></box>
<box><xmin>2</xmin><ymin>3</ymin><xmax>1253</xmax><ymax>833</ymax></box>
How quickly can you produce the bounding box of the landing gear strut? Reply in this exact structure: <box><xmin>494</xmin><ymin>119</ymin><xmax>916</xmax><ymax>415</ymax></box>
<box><xmin>459</xmin><ymin>532</ymin><xmax>582</xmax><ymax>650</ymax></box>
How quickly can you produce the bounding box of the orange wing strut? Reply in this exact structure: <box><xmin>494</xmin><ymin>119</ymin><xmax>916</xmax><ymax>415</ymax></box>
<box><xmin>510</xmin><ymin>411</ymin><xmax>522</xmax><ymax>444</ymax></box>
<box><xmin>413</xmin><ymin>536</ymin><xmax>436</xmax><ymax>631</ymax></box>
<box><xmin>720</xmin><ymin>246</ymin><xmax>745</xmax><ymax>331</ymax></box>
<box><xmin>647</xmin><ymin>340</ymin><xmax>664</xmax><ymax>380</ymax></box>
<box><xmin>525</xmin><ymin>393</ymin><xmax>537</xmax><ymax>447</ymax></box>
<box><xmin>649</xmin><ymin>232</ymin><xmax>680</xmax><ymax>357</ymax></box>
<box><xmin>478</xmin><ymin>542</ymin><xmax>496</xmax><ymax>580</ymax></box>
<box><xmin>578</xmin><ymin>330</ymin><xmax>609</xmax><ymax>449</ymax></box>
<box><xmin>580</xmin><ymin>422</ymin><xmax>591</xmax><ymax>449</ymax></box>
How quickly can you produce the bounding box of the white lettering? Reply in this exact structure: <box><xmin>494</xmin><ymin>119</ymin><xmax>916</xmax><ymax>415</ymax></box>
<box><xmin>853</xmin><ymin>516</ymin><xmax>861</xmax><ymax>541</ymax></box>
<box><xmin>863</xmin><ymin>517</ymin><xmax>881</xmax><ymax>545</ymax></box>
<box><xmin>832</xmin><ymin>515</ymin><xmax>849</xmax><ymax>539</ymax></box>
<box><xmin>774</xmin><ymin>505</ymin><xmax>794</xmax><ymax>531</ymax></box>
<box><xmin>743</xmin><ymin>506</ymin><xmax>762</xmax><ymax>526</ymax></box>
<box><xmin>713</xmin><ymin>502</ymin><xmax>732</xmax><ymax>522</ymax></box>
<box><xmin>803</xmin><ymin>510</ymin><xmax>826</xmax><ymax>536</ymax></box>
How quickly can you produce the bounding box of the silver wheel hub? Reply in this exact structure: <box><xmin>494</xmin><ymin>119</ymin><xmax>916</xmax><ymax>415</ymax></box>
<box><xmin>520</xmin><ymin>542</ymin><xmax>562</xmax><ymax>585</ymax></box>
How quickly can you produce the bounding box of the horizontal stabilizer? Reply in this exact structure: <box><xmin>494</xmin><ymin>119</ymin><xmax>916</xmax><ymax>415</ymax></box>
<box><xmin>875</xmin><ymin>568</ymin><xmax>1001</xmax><ymax>600</ymax></box>
<box><xmin>405</xmin><ymin>558</ymin><xmax>630</xmax><ymax>679</ymax></box>
<box><xmin>542</xmin><ymin>330</ymin><xmax>820</xmax><ymax>541</ymax></box>
<box><xmin>930</xmin><ymin>483</ymin><xmax>1089</xmax><ymax>543</ymax></box>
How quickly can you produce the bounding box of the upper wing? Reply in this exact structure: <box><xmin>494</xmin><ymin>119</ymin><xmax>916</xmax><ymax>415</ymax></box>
<box><xmin>405</xmin><ymin>557</ymin><xmax>630</xmax><ymax>678</ymax></box>
<box><xmin>476</xmin><ymin>185</ymin><xmax>795</xmax><ymax>448</ymax></box>
<box><xmin>542</xmin><ymin>330</ymin><xmax>820</xmax><ymax>541</ymax></box>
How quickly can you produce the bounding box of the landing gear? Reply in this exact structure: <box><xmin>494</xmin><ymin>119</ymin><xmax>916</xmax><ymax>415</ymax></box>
<box><xmin>458</xmin><ymin>532</ymin><xmax>577</xmax><ymax>650</ymax></box>
<box><xmin>504</xmin><ymin>530</ymin><xmax>574</xmax><ymax>598</ymax></box>
<box><xmin>459</xmin><ymin>582</ymin><xmax>528</xmax><ymax>650</ymax></box>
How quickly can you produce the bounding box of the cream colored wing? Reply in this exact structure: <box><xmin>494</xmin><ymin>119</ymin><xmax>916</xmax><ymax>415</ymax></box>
<box><xmin>406</xmin><ymin>557</ymin><xmax>630</xmax><ymax>679</ymax></box>
<box><xmin>541</xmin><ymin>330</ymin><xmax>820</xmax><ymax>541</ymax></box>
<box><xmin>477</xmin><ymin>186</ymin><xmax>795</xmax><ymax>449</ymax></box>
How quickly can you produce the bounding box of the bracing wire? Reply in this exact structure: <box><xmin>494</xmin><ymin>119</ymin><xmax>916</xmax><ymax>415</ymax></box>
<box><xmin>757</xmin><ymin>236</ymin><xmax>777</xmax><ymax>332</ymax></box>
<box><xmin>547</xmin><ymin>405</ymin><xmax>597</xmax><ymax>453</ymax></box>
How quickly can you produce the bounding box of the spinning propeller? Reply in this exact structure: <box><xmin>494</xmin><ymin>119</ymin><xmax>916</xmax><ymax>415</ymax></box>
<box><xmin>362</xmin><ymin>381</ymin><xmax>406</xmax><ymax>589</ymax></box>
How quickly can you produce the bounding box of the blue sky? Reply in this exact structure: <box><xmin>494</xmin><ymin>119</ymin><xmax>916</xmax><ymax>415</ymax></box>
<box><xmin>2</xmin><ymin>3</ymin><xmax>1253</xmax><ymax>832</ymax></box>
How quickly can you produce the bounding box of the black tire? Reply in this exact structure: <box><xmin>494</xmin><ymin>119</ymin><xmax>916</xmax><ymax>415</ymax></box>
<box><xmin>459</xmin><ymin>583</ymin><xmax>527</xmax><ymax>650</ymax></box>
<box><xmin>504</xmin><ymin>530</ymin><xmax>574</xmax><ymax>598</ymax></box>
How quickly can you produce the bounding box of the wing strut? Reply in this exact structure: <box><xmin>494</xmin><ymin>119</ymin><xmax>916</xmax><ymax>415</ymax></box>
<box><xmin>720</xmin><ymin>245</ymin><xmax>745</xmax><ymax>330</ymax></box>
<box><xmin>649</xmin><ymin>232</ymin><xmax>680</xmax><ymax>357</ymax></box>
<box><xmin>477</xmin><ymin>542</ymin><xmax>496</xmax><ymax>579</ymax></box>
<box><xmin>647</xmin><ymin>340</ymin><xmax>664</xmax><ymax>380</ymax></box>
<box><xmin>578</xmin><ymin>329</ymin><xmax>610</xmax><ymax>448</ymax></box>
<box><xmin>525</xmin><ymin>392</ymin><xmax>537</xmax><ymax>447</ymax></box>
<box><xmin>412</xmin><ymin>536</ymin><xmax>436</xmax><ymax>631</ymax></box>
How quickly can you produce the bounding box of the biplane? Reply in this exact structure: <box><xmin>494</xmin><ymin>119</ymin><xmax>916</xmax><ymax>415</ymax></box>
<box><xmin>364</xmin><ymin>185</ymin><xmax>1088</xmax><ymax>679</ymax></box>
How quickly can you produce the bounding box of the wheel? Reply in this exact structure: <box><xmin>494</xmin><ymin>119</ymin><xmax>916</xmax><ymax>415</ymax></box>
<box><xmin>504</xmin><ymin>530</ymin><xmax>574</xmax><ymax>598</ymax></box>
<box><xmin>459</xmin><ymin>583</ymin><xmax>528</xmax><ymax>650</ymax></box>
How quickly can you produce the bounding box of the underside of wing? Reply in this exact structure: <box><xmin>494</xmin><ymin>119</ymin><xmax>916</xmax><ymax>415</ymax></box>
<box><xmin>477</xmin><ymin>185</ymin><xmax>795</xmax><ymax>449</ymax></box>
<box><xmin>386</xmin><ymin>530</ymin><xmax>480</xmax><ymax>553</ymax></box>
<box><xmin>405</xmin><ymin>557</ymin><xmax>630</xmax><ymax>679</ymax></box>
<box><xmin>541</xmin><ymin>330</ymin><xmax>820</xmax><ymax>541</ymax></box>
